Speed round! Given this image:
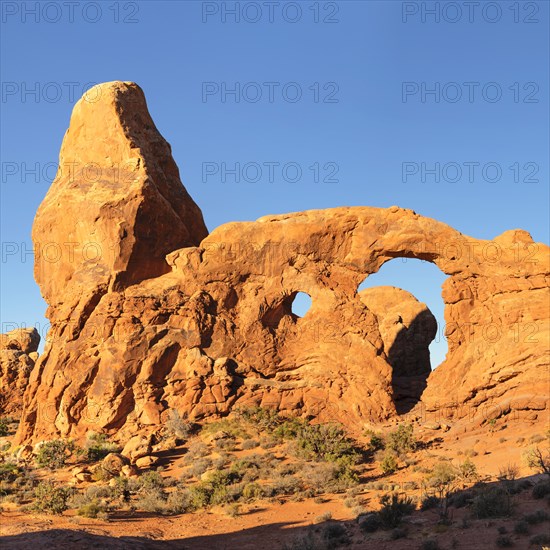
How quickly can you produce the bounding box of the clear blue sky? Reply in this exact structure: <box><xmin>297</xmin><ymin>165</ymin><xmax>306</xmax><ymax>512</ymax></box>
<box><xmin>1</xmin><ymin>1</ymin><xmax>548</xmax><ymax>367</ymax></box>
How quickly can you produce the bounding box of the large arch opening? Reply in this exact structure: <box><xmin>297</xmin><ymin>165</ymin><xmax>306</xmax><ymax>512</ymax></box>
<box><xmin>358</xmin><ymin>258</ymin><xmax>448</xmax><ymax>413</ymax></box>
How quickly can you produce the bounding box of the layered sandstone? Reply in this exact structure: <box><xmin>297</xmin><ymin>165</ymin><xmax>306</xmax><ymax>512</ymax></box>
<box><xmin>14</xmin><ymin>82</ymin><xmax>550</xmax><ymax>445</ymax></box>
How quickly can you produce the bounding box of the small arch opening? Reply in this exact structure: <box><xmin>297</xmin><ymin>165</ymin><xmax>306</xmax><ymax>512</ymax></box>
<box><xmin>290</xmin><ymin>291</ymin><xmax>312</xmax><ymax>318</ymax></box>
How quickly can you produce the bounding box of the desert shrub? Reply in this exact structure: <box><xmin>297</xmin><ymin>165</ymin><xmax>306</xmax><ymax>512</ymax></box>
<box><xmin>364</xmin><ymin>429</ymin><xmax>385</xmax><ymax>453</ymax></box>
<box><xmin>421</xmin><ymin>540</ymin><xmax>440</xmax><ymax>550</ymax></box>
<box><xmin>136</xmin><ymin>470</ymin><xmax>166</xmax><ymax>492</ymax></box>
<box><xmin>456</xmin><ymin>459</ymin><xmax>478</xmax><ymax>485</ymax></box>
<box><xmin>471</xmin><ymin>486</ymin><xmax>513</xmax><ymax>518</ymax></box>
<box><xmin>186</xmin><ymin>440</ymin><xmax>210</xmax><ymax>459</ymax></box>
<box><xmin>242</xmin><ymin>482</ymin><xmax>264</xmax><ymax>501</ymax></box>
<box><xmin>136</xmin><ymin>489</ymin><xmax>167</xmax><ymax>513</ymax></box>
<box><xmin>425</xmin><ymin>461</ymin><xmax>457</xmax><ymax>499</ymax></box>
<box><xmin>164</xmin><ymin>409</ymin><xmax>192</xmax><ymax>441</ymax></box>
<box><xmin>523</xmin><ymin>446</ymin><xmax>550</xmax><ymax>475</ymax></box>
<box><xmin>391</xmin><ymin>527</ymin><xmax>408</xmax><ymax>539</ymax></box>
<box><xmin>35</xmin><ymin>440</ymin><xmax>74</xmax><ymax>469</ymax></box>
<box><xmin>358</xmin><ymin>512</ymin><xmax>381</xmax><ymax>533</ymax></box>
<box><xmin>378</xmin><ymin>493</ymin><xmax>415</xmax><ymax>529</ymax></box>
<box><xmin>0</xmin><ymin>462</ymin><xmax>22</xmax><ymax>483</ymax></box>
<box><xmin>321</xmin><ymin>522</ymin><xmax>349</xmax><ymax>545</ymax></box>
<box><xmin>449</xmin><ymin>490</ymin><xmax>472</xmax><ymax>508</ymax></box>
<box><xmin>165</xmin><ymin>487</ymin><xmax>191</xmax><ymax>514</ymax></box>
<box><xmin>241</xmin><ymin>439</ymin><xmax>259</xmax><ymax>450</ymax></box>
<box><xmin>189</xmin><ymin>458</ymin><xmax>212</xmax><ymax>478</ymax></box>
<box><xmin>77</xmin><ymin>500</ymin><xmax>107</xmax><ymax>519</ymax></box>
<box><xmin>282</xmin><ymin>531</ymin><xmax>322</xmax><ymax>550</ymax></box>
<box><xmin>421</xmin><ymin>495</ymin><xmax>440</xmax><ymax>510</ymax></box>
<box><xmin>201</xmin><ymin>417</ymin><xmax>249</xmax><ymax>440</ymax></box>
<box><xmin>513</xmin><ymin>520</ymin><xmax>529</xmax><ymax>534</ymax></box>
<box><xmin>33</xmin><ymin>481</ymin><xmax>72</xmax><ymax>514</ymax></box>
<box><xmin>522</xmin><ymin>509</ymin><xmax>549</xmax><ymax>524</ymax></box>
<box><xmin>386</xmin><ymin>424</ymin><xmax>416</xmax><ymax>455</ymax></box>
<box><xmin>529</xmin><ymin>533</ymin><xmax>550</xmax><ymax>545</ymax></box>
<box><xmin>236</xmin><ymin>406</ymin><xmax>282</xmax><ymax>433</ymax></box>
<box><xmin>314</xmin><ymin>511</ymin><xmax>332</xmax><ymax>523</ymax></box>
<box><xmin>495</xmin><ymin>535</ymin><xmax>513</xmax><ymax>548</ymax></box>
<box><xmin>292</xmin><ymin>423</ymin><xmax>359</xmax><ymax>464</ymax></box>
<box><xmin>273</xmin><ymin>417</ymin><xmax>307</xmax><ymax>440</ymax></box>
<box><xmin>188</xmin><ymin>484</ymin><xmax>212</xmax><ymax>510</ymax></box>
<box><xmin>83</xmin><ymin>432</ymin><xmax>119</xmax><ymax>462</ymax></box>
<box><xmin>380</xmin><ymin>451</ymin><xmax>398</xmax><ymax>474</ymax></box>
<box><xmin>0</xmin><ymin>418</ymin><xmax>10</xmax><ymax>437</ymax></box>
<box><xmin>532</xmin><ymin>479</ymin><xmax>550</xmax><ymax>499</ymax></box>
<box><xmin>498</xmin><ymin>464</ymin><xmax>519</xmax><ymax>481</ymax></box>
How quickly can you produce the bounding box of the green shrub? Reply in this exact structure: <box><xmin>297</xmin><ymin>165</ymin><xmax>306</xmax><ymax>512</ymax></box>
<box><xmin>513</xmin><ymin>520</ymin><xmax>529</xmax><ymax>534</ymax></box>
<box><xmin>471</xmin><ymin>486</ymin><xmax>513</xmax><ymax>518</ymax></box>
<box><xmin>421</xmin><ymin>495</ymin><xmax>440</xmax><ymax>510</ymax></box>
<box><xmin>522</xmin><ymin>509</ymin><xmax>549</xmax><ymax>524</ymax></box>
<box><xmin>358</xmin><ymin>512</ymin><xmax>381</xmax><ymax>533</ymax></box>
<box><xmin>137</xmin><ymin>471</ymin><xmax>166</xmax><ymax>492</ymax></box>
<box><xmin>35</xmin><ymin>440</ymin><xmax>74</xmax><ymax>469</ymax></box>
<box><xmin>293</xmin><ymin>423</ymin><xmax>359</xmax><ymax>463</ymax></box>
<box><xmin>386</xmin><ymin>424</ymin><xmax>416</xmax><ymax>455</ymax></box>
<box><xmin>364</xmin><ymin>429</ymin><xmax>385</xmax><ymax>453</ymax></box>
<box><xmin>136</xmin><ymin>488</ymin><xmax>167</xmax><ymax>513</ymax></box>
<box><xmin>380</xmin><ymin>451</ymin><xmax>398</xmax><ymax>474</ymax></box>
<box><xmin>378</xmin><ymin>493</ymin><xmax>415</xmax><ymax>528</ymax></box>
<box><xmin>242</xmin><ymin>482</ymin><xmax>264</xmax><ymax>501</ymax></box>
<box><xmin>391</xmin><ymin>527</ymin><xmax>408</xmax><ymax>539</ymax></box>
<box><xmin>532</xmin><ymin>479</ymin><xmax>550</xmax><ymax>499</ymax></box>
<box><xmin>421</xmin><ymin>540</ymin><xmax>440</xmax><ymax>550</ymax></box>
<box><xmin>166</xmin><ymin>487</ymin><xmax>191</xmax><ymax>514</ymax></box>
<box><xmin>321</xmin><ymin>522</ymin><xmax>349</xmax><ymax>544</ymax></box>
<box><xmin>236</xmin><ymin>406</ymin><xmax>282</xmax><ymax>433</ymax></box>
<box><xmin>83</xmin><ymin>433</ymin><xmax>119</xmax><ymax>462</ymax></box>
<box><xmin>77</xmin><ymin>500</ymin><xmax>107</xmax><ymax>519</ymax></box>
<box><xmin>0</xmin><ymin>418</ymin><xmax>10</xmax><ymax>436</ymax></box>
<box><xmin>33</xmin><ymin>481</ymin><xmax>72</xmax><ymax>514</ymax></box>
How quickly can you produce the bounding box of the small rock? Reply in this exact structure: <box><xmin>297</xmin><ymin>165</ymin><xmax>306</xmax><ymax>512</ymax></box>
<box><xmin>101</xmin><ymin>452</ymin><xmax>129</xmax><ymax>476</ymax></box>
<box><xmin>122</xmin><ymin>434</ymin><xmax>152</xmax><ymax>462</ymax></box>
<box><xmin>75</xmin><ymin>472</ymin><xmax>93</xmax><ymax>482</ymax></box>
<box><xmin>121</xmin><ymin>464</ymin><xmax>139</xmax><ymax>478</ymax></box>
<box><xmin>423</xmin><ymin>422</ymin><xmax>441</xmax><ymax>430</ymax></box>
<box><xmin>135</xmin><ymin>455</ymin><xmax>158</xmax><ymax>469</ymax></box>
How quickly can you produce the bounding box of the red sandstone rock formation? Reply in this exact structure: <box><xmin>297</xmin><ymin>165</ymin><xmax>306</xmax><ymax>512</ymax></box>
<box><xmin>14</xmin><ymin>82</ymin><xmax>549</xmax><ymax>445</ymax></box>
<box><xmin>0</xmin><ymin>328</ymin><xmax>40</xmax><ymax>415</ymax></box>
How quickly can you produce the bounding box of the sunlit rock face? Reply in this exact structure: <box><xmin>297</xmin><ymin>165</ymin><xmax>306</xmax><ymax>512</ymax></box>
<box><xmin>15</xmin><ymin>82</ymin><xmax>549</xmax><ymax>445</ymax></box>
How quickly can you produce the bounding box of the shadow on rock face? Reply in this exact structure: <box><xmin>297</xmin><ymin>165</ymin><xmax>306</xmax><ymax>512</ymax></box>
<box><xmin>389</xmin><ymin>308</ymin><xmax>437</xmax><ymax>415</ymax></box>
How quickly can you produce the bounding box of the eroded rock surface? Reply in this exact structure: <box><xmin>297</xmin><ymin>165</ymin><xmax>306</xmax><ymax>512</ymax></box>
<box><xmin>14</xmin><ymin>82</ymin><xmax>550</xmax><ymax>445</ymax></box>
<box><xmin>0</xmin><ymin>328</ymin><xmax>40</xmax><ymax>415</ymax></box>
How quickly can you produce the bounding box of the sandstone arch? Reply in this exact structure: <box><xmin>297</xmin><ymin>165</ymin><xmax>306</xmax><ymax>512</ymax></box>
<box><xmin>14</xmin><ymin>82</ymin><xmax>549</xmax><ymax>445</ymax></box>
